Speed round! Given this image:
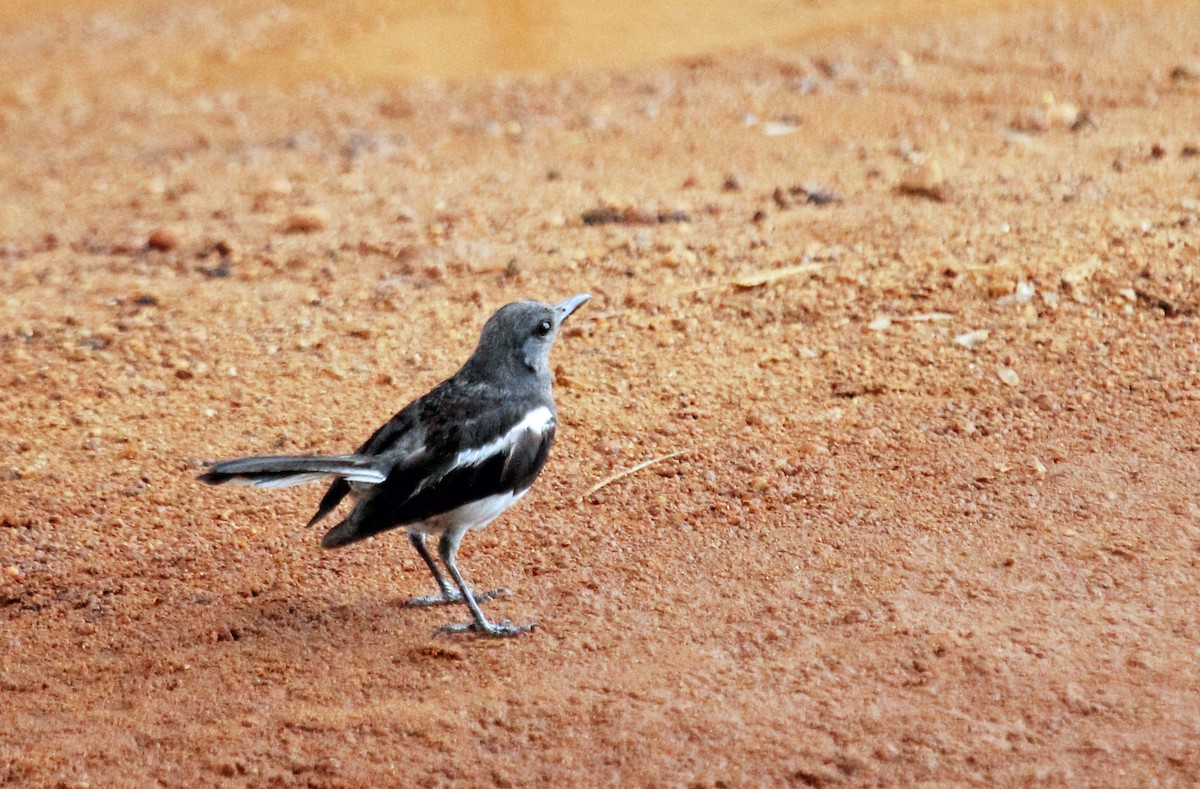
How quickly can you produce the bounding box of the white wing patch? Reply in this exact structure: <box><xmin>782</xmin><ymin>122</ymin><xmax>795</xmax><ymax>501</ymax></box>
<box><xmin>451</xmin><ymin>406</ymin><xmax>555</xmax><ymax>471</ymax></box>
<box><xmin>336</xmin><ymin>468</ymin><xmax>389</xmax><ymax>484</ymax></box>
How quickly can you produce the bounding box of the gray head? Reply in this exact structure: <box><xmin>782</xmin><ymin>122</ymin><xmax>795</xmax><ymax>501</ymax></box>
<box><xmin>462</xmin><ymin>294</ymin><xmax>591</xmax><ymax>384</ymax></box>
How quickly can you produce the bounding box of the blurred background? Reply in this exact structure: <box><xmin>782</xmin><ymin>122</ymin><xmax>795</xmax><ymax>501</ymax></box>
<box><xmin>1</xmin><ymin>0</ymin><xmax>1007</xmax><ymax>93</ymax></box>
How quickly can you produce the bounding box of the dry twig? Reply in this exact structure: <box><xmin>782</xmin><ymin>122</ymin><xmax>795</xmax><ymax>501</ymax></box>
<box><xmin>579</xmin><ymin>450</ymin><xmax>689</xmax><ymax>501</ymax></box>
<box><xmin>678</xmin><ymin>262</ymin><xmax>824</xmax><ymax>295</ymax></box>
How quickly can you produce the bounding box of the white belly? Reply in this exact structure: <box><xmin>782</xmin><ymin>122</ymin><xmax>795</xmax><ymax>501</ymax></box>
<box><xmin>406</xmin><ymin>488</ymin><xmax>530</xmax><ymax>536</ymax></box>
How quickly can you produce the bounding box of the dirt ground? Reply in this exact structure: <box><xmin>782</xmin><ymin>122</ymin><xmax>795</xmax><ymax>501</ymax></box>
<box><xmin>3</xmin><ymin>1</ymin><xmax>1200</xmax><ymax>786</ymax></box>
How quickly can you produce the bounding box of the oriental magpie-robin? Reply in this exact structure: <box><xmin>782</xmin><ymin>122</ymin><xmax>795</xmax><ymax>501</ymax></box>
<box><xmin>199</xmin><ymin>294</ymin><xmax>591</xmax><ymax>637</ymax></box>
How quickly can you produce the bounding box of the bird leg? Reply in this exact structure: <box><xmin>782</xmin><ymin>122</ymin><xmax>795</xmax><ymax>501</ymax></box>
<box><xmin>405</xmin><ymin>531</ymin><xmax>509</xmax><ymax>607</ymax></box>
<box><xmin>433</xmin><ymin>528</ymin><xmax>535</xmax><ymax>638</ymax></box>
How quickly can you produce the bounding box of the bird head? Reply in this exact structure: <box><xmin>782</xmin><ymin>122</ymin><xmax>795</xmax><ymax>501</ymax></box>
<box><xmin>466</xmin><ymin>294</ymin><xmax>591</xmax><ymax>382</ymax></box>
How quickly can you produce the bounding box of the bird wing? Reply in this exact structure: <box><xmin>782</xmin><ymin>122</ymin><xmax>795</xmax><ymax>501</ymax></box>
<box><xmin>320</xmin><ymin>387</ymin><xmax>557</xmax><ymax>548</ymax></box>
<box><xmin>306</xmin><ymin>397</ymin><xmax>429</xmax><ymax>527</ymax></box>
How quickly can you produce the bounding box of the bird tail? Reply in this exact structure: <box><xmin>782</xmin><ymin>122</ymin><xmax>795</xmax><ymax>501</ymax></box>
<box><xmin>319</xmin><ymin>518</ymin><xmax>364</xmax><ymax>549</ymax></box>
<box><xmin>198</xmin><ymin>454</ymin><xmax>388</xmax><ymax>488</ymax></box>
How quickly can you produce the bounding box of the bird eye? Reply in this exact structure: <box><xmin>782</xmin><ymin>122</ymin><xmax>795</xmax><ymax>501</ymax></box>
<box><xmin>534</xmin><ymin>319</ymin><xmax>553</xmax><ymax>337</ymax></box>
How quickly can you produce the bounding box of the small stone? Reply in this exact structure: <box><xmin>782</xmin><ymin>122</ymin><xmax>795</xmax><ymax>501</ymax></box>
<box><xmin>997</xmin><ymin>280</ymin><xmax>1037</xmax><ymax>305</ymax></box>
<box><xmin>842</xmin><ymin>608</ymin><xmax>870</xmax><ymax>624</ymax></box>
<box><xmin>1171</xmin><ymin>63</ymin><xmax>1200</xmax><ymax>80</ymax></box>
<box><xmin>997</xmin><ymin>366</ymin><xmax>1020</xmax><ymax>387</ymax></box>
<box><xmin>953</xmin><ymin>329</ymin><xmax>990</xmax><ymax>348</ymax></box>
<box><xmin>989</xmin><ymin>279</ymin><xmax>1017</xmax><ymax>298</ymax></box>
<box><xmin>213</xmin><ymin>238</ymin><xmax>239</xmax><ymax>258</ymax></box>
<box><xmin>762</xmin><ymin>119</ymin><xmax>799</xmax><ymax>136</ymax></box>
<box><xmin>580</xmin><ymin>206</ymin><xmax>625</xmax><ymax>225</ymax></box>
<box><xmin>1046</xmin><ymin>101</ymin><xmax>1080</xmax><ymax>129</ymax></box>
<box><xmin>897</xmin><ymin>159</ymin><xmax>951</xmax><ymax>202</ymax></box>
<box><xmin>1070</xmin><ymin>110</ymin><xmax>1099</xmax><ymax>132</ymax></box>
<box><xmin>285</xmin><ymin>208</ymin><xmax>328</xmax><ymax>233</ymax></box>
<box><xmin>750</xmin><ymin>476</ymin><xmax>771</xmax><ymax>492</ymax></box>
<box><xmin>1126</xmin><ymin>650</ymin><xmax>1156</xmax><ymax>670</ymax></box>
<box><xmin>792</xmin><ymin>185</ymin><xmax>840</xmax><ymax>205</ymax></box>
<box><xmin>1032</xmin><ymin>457</ymin><xmax>1047</xmax><ymax>477</ymax></box>
<box><xmin>868</xmin><ymin>316</ymin><xmax>892</xmax><ymax>331</ymax></box>
<box><xmin>4</xmin><ymin>565</ymin><xmax>21</xmax><ymax>580</ymax></box>
<box><xmin>147</xmin><ymin>226</ymin><xmax>180</xmax><ymax>251</ymax></box>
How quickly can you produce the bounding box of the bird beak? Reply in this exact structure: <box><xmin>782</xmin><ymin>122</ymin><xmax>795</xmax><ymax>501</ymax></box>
<box><xmin>555</xmin><ymin>293</ymin><xmax>591</xmax><ymax>324</ymax></box>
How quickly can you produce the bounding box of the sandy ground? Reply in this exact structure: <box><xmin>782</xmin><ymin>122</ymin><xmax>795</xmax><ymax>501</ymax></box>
<box><xmin>3</xmin><ymin>1</ymin><xmax>1200</xmax><ymax>786</ymax></box>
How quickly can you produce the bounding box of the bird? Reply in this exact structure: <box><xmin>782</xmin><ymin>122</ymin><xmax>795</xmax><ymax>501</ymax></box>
<box><xmin>199</xmin><ymin>294</ymin><xmax>591</xmax><ymax>637</ymax></box>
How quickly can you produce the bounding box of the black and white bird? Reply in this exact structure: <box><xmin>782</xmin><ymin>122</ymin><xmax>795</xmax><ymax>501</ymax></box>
<box><xmin>199</xmin><ymin>294</ymin><xmax>591</xmax><ymax>637</ymax></box>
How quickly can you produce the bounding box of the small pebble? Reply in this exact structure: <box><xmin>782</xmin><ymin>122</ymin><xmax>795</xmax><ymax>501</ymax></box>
<box><xmin>213</xmin><ymin>238</ymin><xmax>239</xmax><ymax>258</ymax></box>
<box><xmin>147</xmin><ymin>227</ymin><xmax>180</xmax><ymax>251</ymax></box>
<box><xmin>997</xmin><ymin>366</ymin><xmax>1020</xmax><ymax>387</ymax></box>
<box><xmin>898</xmin><ymin>159</ymin><xmax>951</xmax><ymax>202</ymax></box>
<box><xmin>285</xmin><ymin>208</ymin><xmax>328</xmax><ymax>233</ymax></box>
<box><xmin>1171</xmin><ymin>63</ymin><xmax>1200</xmax><ymax>80</ymax></box>
<box><xmin>1046</xmin><ymin>101</ymin><xmax>1080</xmax><ymax>129</ymax></box>
<box><xmin>868</xmin><ymin>316</ymin><xmax>893</xmax><ymax>331</ymax></box>
<box><xmin>762</xmin><ymin>120</ymin><xmax>799</xmax><ymax>136</ymax></box>
<box><xmin>997</xmin><ymin>280</ymin><xmax>1036</xmax><ymax>305</ymax></box>
<box><xmin>953</xmin><ymin>329</ymin><xmax>990</xmax><ymax>348</ymax></box>
<box><xmin>843</xmin><ymin>608</ymin><xmax>871</xmax><ymax>624</ymax></box>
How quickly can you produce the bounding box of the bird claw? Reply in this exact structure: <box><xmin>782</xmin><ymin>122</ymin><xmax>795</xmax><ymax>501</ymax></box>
<box><xmin>405</xmin><ymin>587</ymin><xmax>510</xmax><ymax>608</ymax></box>
<box><xmin>434</xmin><ymin>619</ymin><xmax>537</xmax><ymax>638</ymax></box>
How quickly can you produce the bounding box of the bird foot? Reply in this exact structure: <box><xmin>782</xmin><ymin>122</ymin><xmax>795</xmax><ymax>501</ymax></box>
<box><xmin>435</xmin><ymin>619</ymin><xmax>537</xmax><ymax>638</ymax></box>
<box><xmin>405</xmin><ymin>587</ymin><xmax>510</xmax><ymax>608</ymax></box>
